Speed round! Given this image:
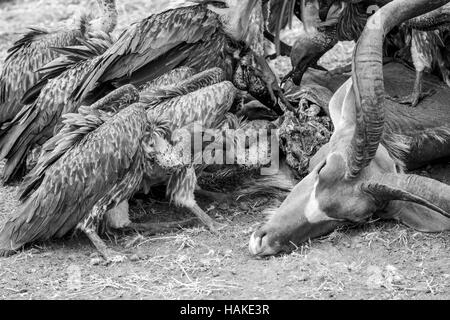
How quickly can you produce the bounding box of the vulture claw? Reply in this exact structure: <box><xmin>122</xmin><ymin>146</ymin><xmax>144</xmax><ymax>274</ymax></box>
<box><xmin>102</xmin><ymin>252</ymin><xmax>128</xmax><ymax>266</ymax></box>
<box><xmin>185</xmin><ymin>202</ymin><xmax>227</xmax><ymax>234</ymax></box>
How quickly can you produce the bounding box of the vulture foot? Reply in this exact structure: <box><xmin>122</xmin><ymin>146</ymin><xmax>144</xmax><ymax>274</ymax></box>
<box><xmin>187</xmin><ymin>203</ymin><xmax>226</xmax><ymax>234</ymax></box>
<box><xmin>95</xmin><ymin>250</ymin><xmax>128</xmax><ymax>266</ymax></box>
<box><xmin>388</xmin><ymin>70</ymin><xmax>437</xmax><ymax>107</ymax></box>
<box><xmin>81</xmin><ymin>224</ymin><xmax>127</xmax><ymax>265</ymax></box>
<box><xmin>390</xmin><ymin>88</ymin><xmax>437</xmax><ymax>108</ymax></box>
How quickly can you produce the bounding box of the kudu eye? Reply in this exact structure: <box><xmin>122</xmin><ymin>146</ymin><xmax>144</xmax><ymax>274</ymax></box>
<box><xmin>205</xmin><ymin>0</ymin><xmax>229</xmax><ymax>9</ymax></box>
<box><xmin>315</xmin><ymin>160</ymin><xmax>327</xmax><ymax>174</ymax></box>
<box><xmin>366</xmin><ymin>5</ymin><xmax>379</xmax><ymax>15</ymax></box>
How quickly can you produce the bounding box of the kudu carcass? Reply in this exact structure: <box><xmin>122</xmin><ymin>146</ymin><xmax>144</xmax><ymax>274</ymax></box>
<box><xmin>249</xmin><ymin>0</ymin><xmax>450</xmax><ymax>257</ymax></box>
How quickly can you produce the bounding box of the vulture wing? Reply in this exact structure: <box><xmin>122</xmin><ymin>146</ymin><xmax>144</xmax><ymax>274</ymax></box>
<box><xmin>0</xmin><ymin>34</ymin><xmax>114</xmax><ymax>183</ymax></box>
<box><xmin>140</xmin><ymin>67</ymin><xmax>196</xmax><ymax>91</ymax></box>
<box><xmin>141</xmin><ymin>68</ymin><xmax>237</xmax><ymax>131</ymax></box>
<box><xmin>19</xmin><ymin>84</ymin><xmax>140</xmax><ymax>200</ymax></box>
<box><xmin>73</xmin><ymin>6</ymin><xmax>223</xmax><ymax>101</ymax></box>
<box><xmin>0</xmin><ymin>24</ymin><xmax>87</xmax><ymax>124</ymax></box>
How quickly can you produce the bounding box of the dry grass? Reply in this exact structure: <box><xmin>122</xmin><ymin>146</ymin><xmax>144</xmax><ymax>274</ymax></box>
<box><xmin>0</xmin><ymin>0</ymin><xmax>449</xmax><ymax>301</ymax></box>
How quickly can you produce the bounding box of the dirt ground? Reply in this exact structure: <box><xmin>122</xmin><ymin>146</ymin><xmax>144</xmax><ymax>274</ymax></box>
<box><xmin>0</xmin><ymin>0</ymin><xmax>449</xmax><ymax>300</ymax></box>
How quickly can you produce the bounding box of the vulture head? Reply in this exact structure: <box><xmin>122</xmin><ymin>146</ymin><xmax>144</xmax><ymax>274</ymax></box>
<box><xmin>88</xmin><ymin>0</ymin><xmax>118</xmax><ymax>34</ymax></box>
<box><xmin>194</xmin><ymin>0</ymin><xmax>260</xmax><ymax>41</ymax></box>
<box><xmin>142</xmin><ymin>115</ymin><xmax>186</xmax><ymax>171</ymax></box>
<box><xmin>289</xmin><ymin>26</ymin><xmax>338</xmax><ymax>85</ymax></box>
<box><xmin>233</xmin><ymin>49</ymin><xmax>296</xmax><ymax>115</ymax></box>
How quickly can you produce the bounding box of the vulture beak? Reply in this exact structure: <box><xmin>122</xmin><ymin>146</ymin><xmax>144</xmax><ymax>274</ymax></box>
<box><xmin>289</xmin><ymin>55</ymin><xmax>316</xmax><ymax>86</ymax></box>
<box><xmin>317</xmin><ymin>1</ymin><xmax>347</xmax><ymax>27</ymax></box>
<box><xmin>253</xmin><ymin>54</ymin><xmax>296</xmax><ymax>114</ymax></box>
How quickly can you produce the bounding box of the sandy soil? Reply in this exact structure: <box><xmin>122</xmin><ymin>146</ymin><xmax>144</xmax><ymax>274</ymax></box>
<box><xmin>0</xmin><ymin>0</ymin><xmax>449</xmax><ymax>300</ymax></box>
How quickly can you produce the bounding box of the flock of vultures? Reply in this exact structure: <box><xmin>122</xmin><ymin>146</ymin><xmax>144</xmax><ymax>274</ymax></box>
<box><xmin>0</xmin><ymin>0</ymin><xmax>449</xmax><ymax>264</ymax></box>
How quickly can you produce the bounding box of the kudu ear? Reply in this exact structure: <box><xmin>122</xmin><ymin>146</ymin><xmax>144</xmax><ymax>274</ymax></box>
<box><xmin>317</xmin><ymin>153</ymin><xmax>346</xmax><ymax>187</ymax></box>
<box><xmin>309</xmin><ymin>143</ymin><xmax>330</xmax><ymax>172</ymax></box>
<box><xmin>364</xmin><ymin>181</ymin><xmax>450</xmax><ymax>219</ymax></box>
<box><xmin>380</xmin><ymin>201</ymin><xmax>450</xmax><ymax>233</ymax></box>
<box><xmin>362</xmin><ymin>173</ymin><xmax>450</xmax><ymax>231</ymax></box>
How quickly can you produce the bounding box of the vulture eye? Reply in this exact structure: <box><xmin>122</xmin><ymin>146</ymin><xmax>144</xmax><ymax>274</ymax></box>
<box><xmin>366</xmin><ymin>5</ymin><xmax>379</xmax><ymax>15</ymax></box>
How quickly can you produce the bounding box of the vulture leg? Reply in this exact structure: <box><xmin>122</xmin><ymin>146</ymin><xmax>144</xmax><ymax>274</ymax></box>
<box><xmin>390</xmin><ymin>30</ymin><xmax>437</xmax><ymax>107</ymax></box>
<box><xmin>168</xmin><ymin>167</ymin><xmax>226</xmax><ymax>233</ymax></box>
<box><xmin>185</xmin><ymin>202</ymin><xmax>226</xmax><ymax>234</ymax></box>
<box><xmin>394</xmin><ymin>69</ymin><xmax>436</xmax><ymax>108</ymax></box>
<box><xmin>78</xmin><ymin>206</ymin><xmax>127</xmax><ymax>264</ymax></box>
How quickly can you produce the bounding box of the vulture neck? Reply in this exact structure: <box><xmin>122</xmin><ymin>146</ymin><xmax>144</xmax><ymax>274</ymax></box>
<box><xmin>246</xmin><ymin>0</ymin><xmax>266</xmax><ymax>55</ymax></box>
<box><xmin>91</xmin><ymin>0</ymin><xmax>118</xmax><ymax>34</ymax></box>
<box><xmin>209</xmin><ymin>0</ymin><xmax>259</xmax><ymax>42</ymax></box>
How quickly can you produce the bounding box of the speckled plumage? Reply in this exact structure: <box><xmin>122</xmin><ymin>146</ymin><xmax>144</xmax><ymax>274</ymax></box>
<box><xmin>139</xmin><ymin>67</ymin><xmax>196</xmax><ymax>92</ymax></box>
<box><xmin>0</xmin><ymin>25</ymin><xmax>85</xmax><ymax>125</ymax></box>
<box><xmin>0</xmin><ymin>0</ymin><xmax>118</xmax><ymax>126</ymax></box>
<box><xmin>143</xmin><ymin>68</ymin><xmax>236</xmax><ymax>131</ymax></box>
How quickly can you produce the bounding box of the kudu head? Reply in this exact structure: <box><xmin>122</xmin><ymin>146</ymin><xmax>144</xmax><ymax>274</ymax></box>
<box><xmin>249</xmin><ymin>0</ymin><xmax>450</xmax><ymax>257</ymax></box>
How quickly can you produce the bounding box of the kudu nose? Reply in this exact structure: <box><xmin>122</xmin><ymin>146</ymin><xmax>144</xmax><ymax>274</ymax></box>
<box><xmin>249</xmin><ymin>231</ymin><xmax>265</xmax><ymax>256</ymax></box>
<box><xmin>249</xmin><ymin>229</ymin><xmax>279</xmax><ymax>257</ymax></box>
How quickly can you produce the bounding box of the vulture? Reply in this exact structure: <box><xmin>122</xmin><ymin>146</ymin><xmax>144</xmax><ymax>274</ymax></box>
<box><xmin>0</xmin><ymin>0</ymin><xmax>118</xmax><ymax>127</ymax></box>
<box><xmin>0</xmin><ymin>66</ymin><xmax>253</xmax><ymax>259</ymax></box>
<box><xmin>139</xmin><ymin>67</ymin><xmax>240</xmax><ymax>232</ymax></box>
<box><xmin>0</xmin><ymin>0</ymin><xmax>290</xmax><ymax>184</ymax></box>
<box><xmin>0</xmin><ymin>85</ymin><xmax>173</xmax><ymax>261</ymax></box>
